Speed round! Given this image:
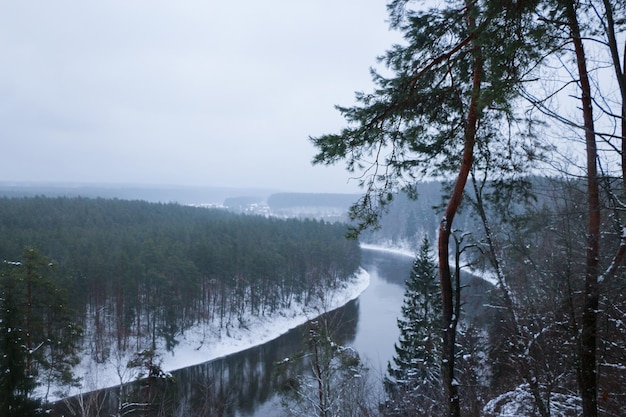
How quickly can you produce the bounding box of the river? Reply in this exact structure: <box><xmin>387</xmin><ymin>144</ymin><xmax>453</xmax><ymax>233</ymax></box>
<box><xmin>57</xmin><ymin>247</ymin><xmax>490</xmax><ymax>416</ymax></box>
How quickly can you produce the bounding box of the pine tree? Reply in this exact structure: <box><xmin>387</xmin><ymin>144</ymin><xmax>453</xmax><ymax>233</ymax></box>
<box><xmin>0</xmin><ymin>248</ymin><xmax>82</xmax><ymax>414</ymax></box>
<box><xmin>0</xmin><ymin>262</ymin><xmax>41</xmax><ymax>416</ymax></box>
<box><xmin>385</xmin><ymin>236</ymin><xmax>442</xmax><ymax>416</ymax></box>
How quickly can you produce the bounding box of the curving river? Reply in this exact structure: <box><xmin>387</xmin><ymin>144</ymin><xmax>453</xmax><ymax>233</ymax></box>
<box><xmin>57</xmin><ymin>247</ymin><xmax>482</xmax><ymax>416</ymax></box>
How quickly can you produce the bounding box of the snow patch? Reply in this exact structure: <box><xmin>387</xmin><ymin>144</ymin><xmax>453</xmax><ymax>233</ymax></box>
<box><xmin>483</xmin><ymin>385</ymin><xmax>581</xmax><ymax>417</ymax></box>
<box><xmin>360</xmin><ymin>243</ymin><xmax>415</xmax><ymax>258</ymax></box>
<box><xmin>42</xmin><ymin>268</ymin><xmax>371</xmax><ymax>402</ymax></box>
<box><xmin>361</xmin><ymin>242</ymin><xmax>499</xmax><ymax>287</ymax></box>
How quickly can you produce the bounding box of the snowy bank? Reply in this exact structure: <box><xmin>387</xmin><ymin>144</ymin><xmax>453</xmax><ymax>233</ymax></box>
<box><xmin>47</xmin><ymin>267</ymin><xmax>370</xmax><ymax>402</ymax></box>
<box><xmin>360</xmin><ymin>242</ymin><xmax>415</xmax><ymax>258</ymax></box>
<box><xmin>361</xmin><ymin>242</ymin><xmax>499</xmax><ymax>287</ymax></box>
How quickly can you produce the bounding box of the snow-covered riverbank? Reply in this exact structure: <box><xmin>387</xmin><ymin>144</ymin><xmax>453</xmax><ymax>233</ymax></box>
<box><xmin>360</xmin><ymin>242</ymin><xmax>415</xmax><ymax>257</ymax></box>
<box><xmin>361</xmin><ymin>242</ymin><xmax>500</xmax><ymax>287</ymax></box>
<box><xmin>44</xmin><ymin>267</ymin><xmax>371</xmax><ymax>402</ymax></box>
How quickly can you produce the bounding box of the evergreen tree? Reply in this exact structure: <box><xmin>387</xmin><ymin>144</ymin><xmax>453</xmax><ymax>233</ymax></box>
<box><xmin>0</xmin><ymin>261</ymin><xmax>41</xmax><ymax>416</ymax></box>
<box><xmin>385</xmin><ymin>236</ymin><xmax>442</xmax><ymax>416</ymax></box>
<box><xmin>0</xmin><ymin>248</ymin><xmax>82</xmax><ymax>414</ymax></box>
<box><xmin>311</xmin><ymin>1</ymin><xmax>550</xmax><ymax>412</ymax></box>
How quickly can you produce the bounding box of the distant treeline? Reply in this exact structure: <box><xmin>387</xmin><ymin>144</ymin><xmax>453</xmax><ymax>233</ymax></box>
<box><xmin>0</xmin><ymin>196</ymin><xmax>360</xmax><ymax>358</ymax></box>
<box><xmin>0</xmin><ymin>183</ymin><xmax>274</xmax><ymax>205</ymax></box>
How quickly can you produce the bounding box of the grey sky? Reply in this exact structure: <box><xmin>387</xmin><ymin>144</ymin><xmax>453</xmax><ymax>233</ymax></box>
<box><xmin>0</xmin><ymin>1</ymin><xmax>399</xmax><ymax>193</ymax></box>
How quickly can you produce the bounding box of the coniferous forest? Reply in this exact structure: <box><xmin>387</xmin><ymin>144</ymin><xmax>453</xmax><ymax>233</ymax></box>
<box><xmin>0</xmin><ymin>196</ymin><xmax>360</xmax><ymax>408</ymax></box>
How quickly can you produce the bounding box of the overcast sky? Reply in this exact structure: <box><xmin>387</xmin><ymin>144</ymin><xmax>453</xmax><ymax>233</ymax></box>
<box><xmin>0</xmin><ymin>1</ymin><xmax>401</xmax><ymax>193</ymax></box>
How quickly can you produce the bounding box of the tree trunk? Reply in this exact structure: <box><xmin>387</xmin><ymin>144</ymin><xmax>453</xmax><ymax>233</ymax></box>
<box><xmin>600</xmin><ymin>0</ymin><xmax>626</xmax><ymax>191</ymax></box>
<box><xmin>437</xmin><ymin>6</ymin><xmax>482</xmax><ymax>413</ymax></box>
<box><xmin>470</xmin><ymin>173</ymin><xmax>553</xmax><ymax>416</ymax></box>
<box><xmin>438</xmin><ymin>136</ymin><xmax>472</xmax><ymax>417</ymax></box>
<box><xmin>564</xmin><ymin>2</ymin><xmax>600</xmax><ymax>416</ymax></box>
<box><xmin>599</xmin><ymin>0</ymin><xmax>626</xmax><ymax>280</ymax></box>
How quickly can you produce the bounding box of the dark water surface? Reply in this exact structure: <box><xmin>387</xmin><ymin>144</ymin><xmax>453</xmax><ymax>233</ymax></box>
<box><xmin>54</xmin><ymin>248</ymin><xmax>414</xmax><ymax>416</ymax></box>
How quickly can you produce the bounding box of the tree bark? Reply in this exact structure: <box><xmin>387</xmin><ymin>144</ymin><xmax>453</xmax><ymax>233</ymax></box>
<box><xmin>564</xmin><ymin>1</ymin><xmax>600</xmax><ymax>416</ymax></box>
<box><xmin>437</xmin><ymin>5</ymin><xmax>482</xmax><ymax>415</ymax></box>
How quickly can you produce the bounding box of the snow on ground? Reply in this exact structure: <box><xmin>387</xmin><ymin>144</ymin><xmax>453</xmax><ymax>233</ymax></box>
<box><xmin>361</xmin><ymin>242</ymin><xmax>499</xmax><ymax>287</ymax></box>
<box><xmin>360</xmin><ymin>242</ymin><xmax>415</xmax><ymax>258</ymax></box>
<box><xmin>44</xmin><ymin>267</ymin><xmax>370</xmax><ymax>402</ymax></box>
<box><xmin>45</xmin><ymin>242</ymin><xmax>492</xmax><ymax>402</ymax></box>
<box><xmin>158</xmin><ymin>267</ymin><xmax>370</xmax><ymax>372</ymax></box>
<box><xmin>482</xmin><ymin>384</ymin><xmax>581</xmax><ymax>416</ymax></box>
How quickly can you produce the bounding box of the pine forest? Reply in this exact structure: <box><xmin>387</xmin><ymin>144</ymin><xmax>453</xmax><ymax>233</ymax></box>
<box><xmin>0</xmin><ymin>196</ymin><xmax>361</xmax><ymax>413</ymax></box>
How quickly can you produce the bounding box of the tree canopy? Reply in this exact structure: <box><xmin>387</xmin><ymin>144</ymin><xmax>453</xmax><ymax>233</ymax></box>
<box><xmin>311</xmin><ymin>0</ymin><xmax>626</xmax><ymax>415</ymax></box>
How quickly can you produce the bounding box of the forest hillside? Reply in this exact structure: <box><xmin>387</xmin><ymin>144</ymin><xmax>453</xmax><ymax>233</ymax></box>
<box><xmin>0</xmin><ymin>196</ymin><xmax>361</xmax><ymax>404</ymax></box>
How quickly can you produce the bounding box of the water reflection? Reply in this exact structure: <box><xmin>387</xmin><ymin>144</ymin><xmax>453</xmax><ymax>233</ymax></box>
<box><xmin>173</xmin><ymin>300</ymin><xmax>360</xmax><ymax>417</ymax></box>
<box><xmin>54</xmin><ymin>248</ymin><xmax>491</xmax><ymax>417</ymax></box>
<box><xmin>359</xmin><ymin>247</ymin><xmax>496</xmax><ymax>323</ymax></box>
<box><xmin>54</xmin><ymin>301</ymin><xmax>360</xmax><ymax>417</ymax></box>
<box><xmin>360</xmin><ymin>248</ymin><xmax>414</xmax><ymax>286</ymax></box>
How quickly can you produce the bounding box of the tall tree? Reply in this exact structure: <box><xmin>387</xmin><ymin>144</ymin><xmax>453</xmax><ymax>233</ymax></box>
<box><xmin>311</xmin><ymin>1</ymin><xmax>547</xmax><ymax>414</ymax></box>
<box><xmin>518</xmin><ymin>1</ymin><xmax>626</xmax><ymax>414</ymax></box>
<box><xmin>562</xmin><ymin>2</ymin><xmax>600</xmax><ymax>415</ymax></box>
<box><xmin>385</xmin><ymin>236</ymin><xmax>442</xmax><ymax>416</ymax></box>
